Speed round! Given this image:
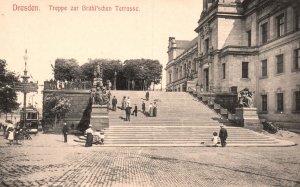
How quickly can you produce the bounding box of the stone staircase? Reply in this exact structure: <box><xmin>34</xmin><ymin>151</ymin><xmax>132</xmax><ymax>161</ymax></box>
<box><xmin>91</xmin><ymin>91</ymin><xmax>295</xmax><ymax>147</ymax></box>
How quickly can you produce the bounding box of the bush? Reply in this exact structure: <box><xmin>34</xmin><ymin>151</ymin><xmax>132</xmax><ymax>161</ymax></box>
<box><xmin>262</xmin><ymin>121</ymin><xmax>278</xmax><ymax>134</ymax></box>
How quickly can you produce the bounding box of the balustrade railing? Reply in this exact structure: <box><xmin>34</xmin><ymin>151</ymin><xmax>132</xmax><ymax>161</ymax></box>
<box><xmin>44</xmin><ymin>80</ymin><xmax>93</xmax><ymax>91</ymax></box>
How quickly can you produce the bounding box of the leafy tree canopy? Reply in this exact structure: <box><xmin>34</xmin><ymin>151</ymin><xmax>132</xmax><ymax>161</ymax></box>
<box><xmin>81</xmin><ymin>59</ymin><xmax>123</xmax><ymax>83</ymax></box>
<box><xmin>123</xmin><ymin>59</ymin><xmax>162</xmax><ymax>88</ymax></box>
<box><xmin>53</xmin><ymin>59</ymin><xmax>81</xmax><ymax>81</ymax></box>
<box><xmin>44</xmin><ymin>93</ymin><xmax>71</xmax><ymax>119</ymax></box>
<box><xmin>0</xmin><ymin>59</ymin><xmax>20</xmax><ymax>115</ymax></box>
<box><xmin>0</xmin><ymin>86</ymin><xmax>20</xmax><ymax>114</ymax></box>
<box><xmin>51</xmin><ymin>58</ymin><xmax>162</xmax><ymax>90</ymax></box>
<box><xmin>0</xmin><ymin>59</ymin><xmax>19</xmax><ymax>87</ymax></box>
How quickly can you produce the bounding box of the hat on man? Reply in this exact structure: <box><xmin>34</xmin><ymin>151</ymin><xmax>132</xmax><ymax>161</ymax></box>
<box><xmin>220</xmin><ymin>124</ymin><xmax>224</xmax><ymax>127</ymax></box>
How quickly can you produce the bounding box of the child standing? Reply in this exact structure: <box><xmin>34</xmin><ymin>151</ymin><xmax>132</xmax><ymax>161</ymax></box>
<box><xmin>132</xmin><ymin>104</ymin><xmax>138</xmax><ymax>116</ymax></box>
<box><xmin>212</xmin><ymin>132</ymin><xmax>218</xmax><ymax>147</ymax></box>
<box><xmin>8</xmin><ymin>129</ymin><xmax>15</xmax><ymax>145</ymax></box>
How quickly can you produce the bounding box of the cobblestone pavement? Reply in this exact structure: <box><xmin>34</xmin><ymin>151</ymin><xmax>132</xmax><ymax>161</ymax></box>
<box><xmin>0</xmin><ymin>132</ymin><xmax>300</xmax><ymax>187</ymax></box>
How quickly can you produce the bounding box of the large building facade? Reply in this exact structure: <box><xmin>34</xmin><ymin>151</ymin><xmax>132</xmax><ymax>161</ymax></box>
<box><xmin>165</xmin><ymin>0</ymin><xmax>300</xmax><ymax>125</ymax></box>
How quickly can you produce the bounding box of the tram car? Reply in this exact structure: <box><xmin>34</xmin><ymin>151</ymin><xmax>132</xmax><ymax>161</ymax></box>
<box><xmin>19</xmin><ymin>106</ymin><xmax>39</xmax><ymax>134</ymax></box>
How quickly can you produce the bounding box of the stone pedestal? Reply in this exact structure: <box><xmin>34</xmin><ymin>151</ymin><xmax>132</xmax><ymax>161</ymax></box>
<box><xmin>90</xmin><ymin>105</ymin><xmax>109</xmax><ymax>131</ymax></box>
<box><xmin>235</xmin><ymin>108</ymin><xmax>262</xmax><ymax>131</ymax></box>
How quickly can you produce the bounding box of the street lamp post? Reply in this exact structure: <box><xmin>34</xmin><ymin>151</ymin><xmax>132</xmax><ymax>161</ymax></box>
<box><xmin>14</xmin><ymin>50</ymin><xmax>38</xmax><ymax>128</ymax></box>
<box><xmin>114</xmin><ymin>71</ymin><xmax>117</xmax><ymax>90</ymax></box>
<box><xmin>22</xmin><ymin>51</ymin><xmax>30</xmax><ymax>128</ymax></box>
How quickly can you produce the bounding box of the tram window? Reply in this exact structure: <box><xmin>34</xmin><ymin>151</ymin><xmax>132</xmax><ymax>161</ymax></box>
<box><xmin>26</xmin><ymin>112</ymin><xmax>37</xmax><ymax>119</ymax></box>
<box><xmin>31</xmin><ymin>113</ymin><xmax>37</xmax><ymax>119</ymax></box>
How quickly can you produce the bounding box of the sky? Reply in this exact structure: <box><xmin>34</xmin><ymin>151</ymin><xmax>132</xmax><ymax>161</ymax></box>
<box><xmin>0</xmin><ymin>0</ymin><xmax>202</xmax><ymax>109</ymax></box>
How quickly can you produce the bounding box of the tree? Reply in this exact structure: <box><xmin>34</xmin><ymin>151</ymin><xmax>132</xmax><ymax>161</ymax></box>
<box><xmin>0</xmin><ymin>59</ymin><xmax>20</xmax><ymax>119</ymax></box>
<box><xmin>81</xmin><ymin>59</ymin><xmax>126</xmax><ymax>89</ymax></box>
<box><xmin>0</xmin><ymin>86</ymin><xmax>20</xmax><ymax>119</ymax></box>
<box><xmin>53</xmin><ymin>59</ymin><xmax>81</xmax><ymax>81</ymax></box>
<box><xmin>44</xmin><ymin>93</ymin><xmax>71</xmax><ymax>128</ymax></box>
<box><xmin>123</xmin><ymin>59</ymin><xmax>162</xmax><ymax>90</ymax></box>
<box><xmin>143</xmin><ymin>59</ymin><xmax>163</xmax><ymax>90</ymax></box>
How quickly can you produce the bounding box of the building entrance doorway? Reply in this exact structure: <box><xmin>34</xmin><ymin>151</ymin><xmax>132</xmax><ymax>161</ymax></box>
<box><xmin>204</xmin><ymin>68</ymin><xmax>209</xmax><ymax>92</ymax></box>
<box><xmin>182</xmin><ymin>83</ymin><xmax>187</xmax><ymax>92</ymax></box>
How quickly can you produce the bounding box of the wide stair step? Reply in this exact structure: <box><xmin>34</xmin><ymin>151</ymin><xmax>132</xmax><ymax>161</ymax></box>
<box><xmin>75</xmin><ymin>91</ymin><xmax>295</xmax><ymax>147</ymax></box>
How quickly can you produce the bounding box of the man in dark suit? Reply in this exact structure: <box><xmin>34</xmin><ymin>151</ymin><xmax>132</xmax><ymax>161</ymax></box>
<box><xmin>145</xmin><ymin>91</ymin><xmax>149</xmax><ymax>101</ymax></box>
<box><xmin>219</xmin><ymin>125</ymin><xmax>228</xmax><ymax>147</ymax></box>
<box><xmin>125</xmin><ymin>104</ymin><xmax>131</xmax><ymax>121</ymax></box>
<box><xmin>62</xmin><ymin>122</ymin><xmax>68</xmax><ymax>143</ymax></box>
<box><xmin>112</xmin><ymin>96</ymin><xmax>117</xmax><ymax>111</ymax></box>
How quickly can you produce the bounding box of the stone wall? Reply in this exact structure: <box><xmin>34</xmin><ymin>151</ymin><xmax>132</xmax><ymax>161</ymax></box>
<box><xmin>215</xmin><ymin>93</ymin><xmax>238</xmax><ymax>114</ymax></box>
<box><xmin>257</xmin><ymin>32</ymin><xmax>300</xmax><ymax>123</ymax></box>
<box><xmin>217</xmin><ymin>54</ymin><xmax>257</xmax><ymax>95</ymax></box>
<box><xmin>43</xmin><ymin>90</ymin><xmax>91</xmax><ymax>132</ymax></box>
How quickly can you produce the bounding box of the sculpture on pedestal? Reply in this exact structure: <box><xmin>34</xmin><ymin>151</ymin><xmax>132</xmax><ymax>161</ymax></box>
<box><xmin>236</xmin><ymin>88</ymin><xmax>261</xmax><ymax>131</ymax></box>
<box><xmin>91</xmin><ymin>62</ymin><xmax>109</xmax><ymax>105</ymax></box>
<box><xmin>238</xmin><ymin>88</ymin><xmax>254</xmax><ymax>108</ymax></box>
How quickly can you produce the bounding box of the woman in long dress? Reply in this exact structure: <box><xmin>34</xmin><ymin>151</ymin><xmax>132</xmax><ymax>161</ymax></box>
<box><xmin>149</xmin><ymin>103</ymin><xmax>153</xmax><ymax>117</ymax></box>
<box><xmin>153</xmin><ymin>102</ymin><xmax>157</xmax><ymax>117</ymax></box>
<box><xmin>85</xmin><ymin>124</ymin><xmax>94</xmax><ymax>147</ymax></box>
<box><xmin>122</xmin><ymin>96</ymin><xmax>126</xmax><ymax>110</ymax></box>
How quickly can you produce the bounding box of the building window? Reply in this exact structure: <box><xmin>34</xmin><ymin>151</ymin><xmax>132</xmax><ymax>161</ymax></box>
<box><xmin>205</xmin><ymin>38</ymin><xmax>209</xmax><ymax>54</ymax></box>
<box><xmin>277</xmin><ymin>93</ymin><xmax>284</xmax><ymax>112</ymax></box>
<box><xmin>247</xmin><ymin>30</ymin><xmax>251</xmax><ymax>47</ymax></box>
<box><xmin>276</xmin><ymin>54</ymin><xmax>284</xmax><ymax>74</ymax></box>
<box><xmin>242</xmin><ymin>62</ymin><xmax>249</xmax><ymax>78</ymax></box>
<box><xmin>261</xmin><ymin>59</ymin><xmax>268</xmax><ymax>77</ymax></box>
<box><xmin>169</xmin><ymin>73</ymin><xmax>172</xmax><ymax>84</ymax></box>
<box><xmin>261</xmin><ymin>22</ymin><xmax>268</xmax><ymax>44</ymax></box>
<box><xmin>222</xmin><ymin>63</ymin><xmax>226</xmax><ymax>79</ymax></box>
<box><xmin>261</xmin><ymin>95</ymin><xmax>268</xmax><ymax>112</ymax></box>
<box><xmin>295</xmin><ymin>91</ymin><xmax>300</xmax><ymax>112</ymax></box>
<box><xmin>294</xmin><ymin>49</ymin><xmax>300</xmax><ymax>70</ymax></box>
<box><xmin>277</xmin><ymin>14</ymin><xmax>285</xmax><ymax>37</ymax></box>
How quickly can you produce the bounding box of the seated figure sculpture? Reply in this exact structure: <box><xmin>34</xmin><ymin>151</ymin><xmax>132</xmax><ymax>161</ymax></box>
<box><xmin>238</xmin><ymin>88</ymin><xmax>254</xmax><ymax>108</ymax></box>
<box><xmin>91</xmin><ymin>86</ymin><xmax>110</xmax><ymax>105</ymax></box>
<box><xmin>91</xmin><ymin>87</ymin><xmax>96</xmax><ymax>104</ymax></box>
<box><xmin>90</xmin><ymin>62</ymin><xmax>110</xmax><ymax>105</ymax></box>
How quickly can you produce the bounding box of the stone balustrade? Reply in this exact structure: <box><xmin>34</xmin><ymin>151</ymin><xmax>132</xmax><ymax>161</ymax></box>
<box><xmin>44</xmin><ymin>80</ymin><xmax>92</xmax><ymax>91</ymax></box>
